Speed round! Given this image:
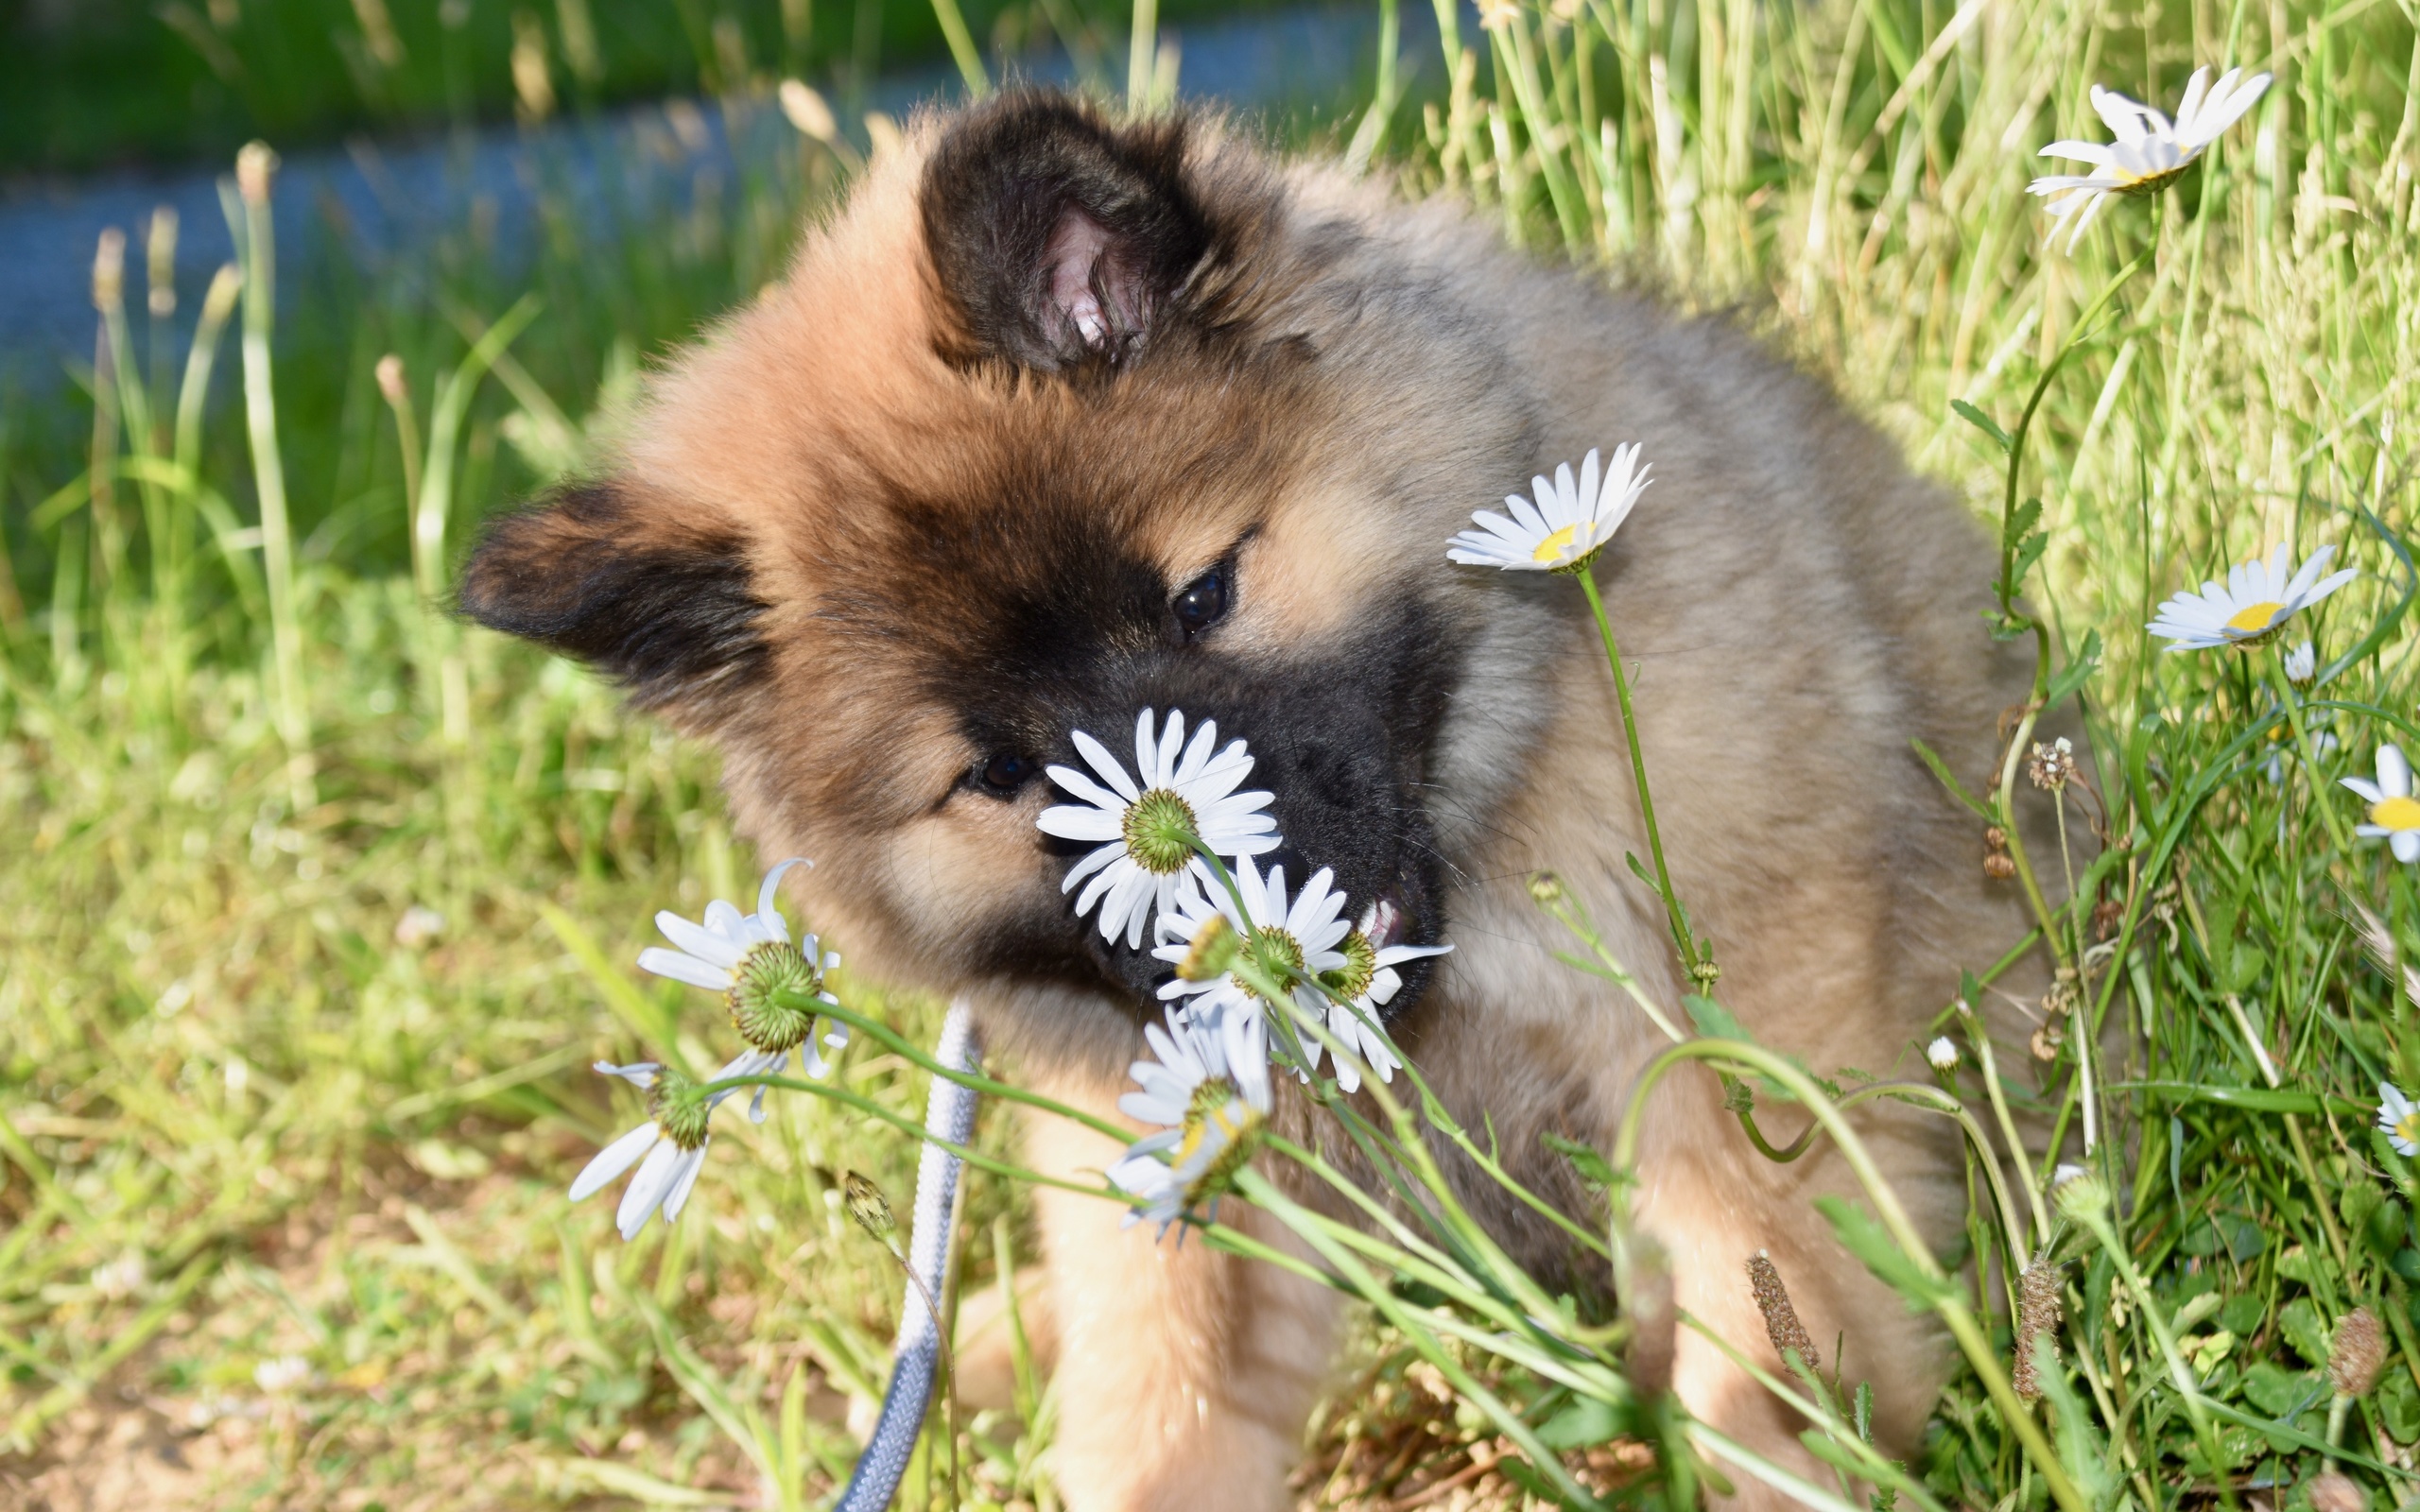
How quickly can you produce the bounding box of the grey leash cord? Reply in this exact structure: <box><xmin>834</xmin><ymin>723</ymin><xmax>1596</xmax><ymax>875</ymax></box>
<box><xmin>835</xmin><ymin>1001</ymin><xmax>983</xmax><ymax>1512</ymax></box>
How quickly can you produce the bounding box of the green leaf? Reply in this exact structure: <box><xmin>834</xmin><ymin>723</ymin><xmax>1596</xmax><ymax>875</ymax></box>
<box><xmin>1623</xmin><ymin>850</ymin><xmax>1663</xmax><ymax>896</ymax></box>
<box><xmin>1814</xmin><ymin>1196</ymin><xmax>1955</xmax><ymax>1310</ymax></box>
<box><xmin>2005</xmin><ymin>528</ymin><xmax>2048</xmax><ymax>595</ymax></box>
<box><xmin>2043</xmin><ymin>628</ymin><xmax>2103</xmax><ymax>708</ymax></box>
<box><xmin>2238</xmin><ymin>1361</ymin><xmax>2320</xmax><ymax>1419</ymax></box>
<box><xmin>2383</xmin><ymin>1367</ymin><xmax>2420</xmax><ymax>1442</ymax></box>
<box><xmin>1910</xmin><ymin>737</ymin><xmax>1990</xmax><ymax>818</ymax></box>
<box><xmin>1541</xmin><ymin>1130</ymin><xmax>1617</xmax><ymax>1189</ymax></box>
<box><xmin>1685</xmin><ymin>994</ymin><xmax>1753</xmax><ymax>1042</ymax></box>
<box><xmin>1952</xmin><ymin>399</ymin><xmax>2013</xmax><ymax>453</ymax></box>
<box><xmin>2278</xmin><ymin>1297</ymin><xmax>2329</xmax><ymax>1369</ymax></box>
<box><xmin>1536</xmin><ymin>1394</ymin><xmax>1624</xmax><ymax>1451</ymax></box>
<box><xmin>2002</xmin><ymin>498</ymin><xmax>2043</xmax><ymax>552</ymax></box>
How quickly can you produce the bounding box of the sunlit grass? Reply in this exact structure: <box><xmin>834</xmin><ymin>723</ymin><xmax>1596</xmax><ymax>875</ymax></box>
<box><xmin>6</xmin><ymin>0</ymin><xmax>2420</xmax><ymax>1506</ymax></box>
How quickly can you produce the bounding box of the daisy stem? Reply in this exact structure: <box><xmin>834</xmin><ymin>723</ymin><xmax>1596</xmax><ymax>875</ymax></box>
<box><xmin>878</xmin><ymin>1240</ymin><xmax>961</xmax><ymax>1502</ymax></box>
<box><xmin>731</xmin><ymin>1070</ymin><xmax>1128</xmax><ymax>1204</ymax></box>
<box><xmin>2261</xmin><ymin>648</ymin><xmax>2355</xmax><ymax>855</ymax></box>
<box><xmin>1959</xmin><ymin>998</ymin><xmax>2051</xmax><ymax>1241</ymax></box>
<box><xmin>781</xmin><ymin>991</ymin><xmax>1136</xmax><ymax>1145</ymax></box>
<box><xmin>1574</xmin><ymin>567</ymin><xmax>1702</xmax><ymax>980</ymax></box>
<box><xmin>1990</xmin><ymin>679</ymin><xmax>2071</xmax><ymax>971</ymax></box>
<box><xmin>1993</xmin><ymin>251</ymin><xmax>2150</xmax><ymax>627</ymax></box>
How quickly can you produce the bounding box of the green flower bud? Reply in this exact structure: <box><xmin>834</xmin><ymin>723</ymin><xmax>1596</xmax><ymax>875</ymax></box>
<box><xmin>2052</xmin><ymin>1170</ymin><xmax>2110</xmax><ymax>1221</ymax></box>
<box><xmin>842</xmin><ymin>1170</ymin><xmax>895</xmax><ymax>1242</ymax></box>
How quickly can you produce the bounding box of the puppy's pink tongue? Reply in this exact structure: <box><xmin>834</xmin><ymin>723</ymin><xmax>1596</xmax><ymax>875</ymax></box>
<box><xmin>1364</xmin><ymin>896</ymin><xmax>1406</xmax><ymax>949</ymax></box>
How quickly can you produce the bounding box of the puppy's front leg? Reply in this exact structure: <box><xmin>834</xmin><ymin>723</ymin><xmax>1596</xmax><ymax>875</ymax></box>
<box><xmin>1025</xmin><ymin>1090</ymin><xmax>1339</xmax><ymax>1512</ymax></box>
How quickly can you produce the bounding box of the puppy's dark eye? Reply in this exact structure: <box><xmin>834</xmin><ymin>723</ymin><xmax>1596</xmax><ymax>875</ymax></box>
<box><xmin>1172</xmin><ymin>565</ymin><xmax>1229</xmax><ymax>639</ymax></box>
<box><xmin>978</xmin><ymin>751</ymin><xmax>1033</xmax><ymax>796</ymax></box>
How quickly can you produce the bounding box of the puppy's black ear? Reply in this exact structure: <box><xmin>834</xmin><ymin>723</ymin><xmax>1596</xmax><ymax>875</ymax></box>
<box><xmin>458</xmin><ymin>483</ymin><xmax>769</xmax><ymax>720</ymax></box>
<box><xmin>921</xmin><ymin>92</ymin><xmax>1213</xmax><ymax>371</ymax></box>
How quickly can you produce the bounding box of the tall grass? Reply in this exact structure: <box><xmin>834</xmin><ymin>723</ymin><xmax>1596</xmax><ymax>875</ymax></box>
<box><xmin>3</xmin><ymin>0</ymin><xmax>2418</xmax><ymax>1507</ymax></box>
<box><xmin>1</xmin><ymin>0</ymin><xmax>1279</xmax><ymax>174</ymax></box>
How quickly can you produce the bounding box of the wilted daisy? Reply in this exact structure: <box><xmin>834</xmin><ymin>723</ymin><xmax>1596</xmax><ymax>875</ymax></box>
<box><xmin>1308</xmin><ymin>902</ymin><xmax>1452</xmax><ymax>1093</ymax></box>
<box><xmin>1448</xmin><ymin>444</ymin><xmax>1651</xmax><ymax>572</ymax></box>
<box><xmin>2342</xmin><ymin>747</ymin><xmax>2420</xmax><ymax>864</ymax></box>
<box><xmin>1154</xmin><ymin>857</ymin><xmax>1352</xmax><ymax>1067</ymax></box>
<box><xmin>2029</xmin><ymin>67</ymin><xmax>2273</xmax><ymax>249</ymax></box>
<box><xmin>1927</xmin><ymin>1037</ymin><xmax>1960</xmax><ymax>1072</ymax></box>
<box><xmin>1107</xmin><ymin>1012</ymin><xmax>1270</xmax><ymax>1238</ymax></box>
<box><xmin>2285</xmin><ymin>641</ymin><xmax>2317</xmax><ymax>685</ymax></box>
<box><xmin>639</xmin><ymin>859</ymin><xmax>849</xmax><ymax>1076</ymax></box>
<box><xmin>1039</xmin><ymin>710</ymin><xmax>1281</xmax><ymax>951</ymax></box>
<box><xmin>570</xmin><ymin>1054</ymin><xmax>777</xmax><ymax>1240</ymax></box>
<box><xmin>2380</xmin><ymin>1083</ymin><xmax>2420</xmax><ymax>1158</ymax></box>
<box><xmin>2147</xmin><ymin>542</ymin><xmax>2355</xmax><ymax>650</ymax></box>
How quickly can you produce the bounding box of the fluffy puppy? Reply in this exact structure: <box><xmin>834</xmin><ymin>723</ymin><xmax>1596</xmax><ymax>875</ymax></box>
<box><xmin>463</xmin><ymin>91</ymin><xmax>2043</xmax><ymax>1509</ymax></box>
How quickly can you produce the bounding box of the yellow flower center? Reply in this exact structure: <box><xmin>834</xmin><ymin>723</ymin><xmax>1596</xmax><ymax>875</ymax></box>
<box><xmin>2223</xmin><ymin>601</ymin><xmax>2286</xmax><ymax>635</ymax></box>
<box><xmin>1531</xmin><ymin>524</ymin><xmax>1581</xmax><ymax>563</ymax></box>
<box><xmin>2398</xmin><ymin>1112</ymin><xmax>2420</xmax><ymax>1147</ymax></box>
<box><xmin>1174</xmin><ymin>1086</ymin><xmax>1263</xmax><ymax>1202</ymax></box>
<box><xmin>2372</xmin><ymin>797</ymin><xmax>2420</xmax><ymax>833</ymax></box>
<box><xmin>2112</xmin><ymin>163</ymin><xmax>2188</xmax><ymax>195</ymax></box>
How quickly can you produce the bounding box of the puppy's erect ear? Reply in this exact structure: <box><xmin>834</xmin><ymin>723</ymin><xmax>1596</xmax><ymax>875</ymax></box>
<box><xmin>458</xmin><ymin>483</ymin><xmax>769</xmax><ymax>720</ymax></box>
<box><xmin>920</xmin><ymin>93</ymin><xmax>1214</xmax><ymax>371</ymax></box>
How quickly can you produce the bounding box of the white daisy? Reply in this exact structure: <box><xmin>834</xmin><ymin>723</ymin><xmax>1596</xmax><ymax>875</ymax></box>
<box><xmin>569</xmin><ymin>1053</ymin><xmax>776</xmax><ymax>1240</ymax></box>
<box><xmin>2029</xmin><ymin>67</ymin><xmax>2273</xmax><ymax>249</ymax></box>
<box><xmin>1308</xmin><ymin>902</ymin><xmax>1452</xmax><ymax>1093</ymax></box>
<box><xmin>1107</xmin><ymin>1012</ymin><xmax>1270</xmax><ymax>1238</ymax></box>
<box><xmin>2285</xmin><ymin>641</ymin><xmax>2317</xmax><ymax>685</ymax></box>
<box><xmin>2147</xmin><ymin>542</ymin><xmax>2355</xmax><ymax>650</ymax></box>
<box><xmin>1037</xmin><ymin>709</ymin><xmax>1281</xmax><ymax>951</ymax></box>
<box><xmin>2342</xmin><ymin>747</ymin><xmax>2420</xmax><ymax>864</ymax></box>
<box><xmin>1153</xmin><ymin>856</ymin><xmax>1352</xmax><ymax>1070</ymax></box>
<box><xmin>253</xmin><ymin>1355</ymin><xmax>312</xmax><ymax>1394</ymax></box>
<box><xmin>2380</xmin><ymin>1082</ymin><xmax>2420</xmax><ymax>1158</ymax></box>
<box><xmin>638</xmin><ymin>859</ymin><xmax>849</xmax><ymax>1074</ymax></box>
<box><xmin>1927</xmin><ymin>1036</ymin><xmax>1960</xmax><ymax>1072</ymax></box>
<box><xmin>1447</xmin><ymin>444</ymin><xmax>1651</xmax><ymax>572</ymax></box>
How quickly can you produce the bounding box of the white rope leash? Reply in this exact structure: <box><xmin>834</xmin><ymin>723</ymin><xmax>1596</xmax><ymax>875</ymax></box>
<box><xmin>834</xmin><ymin>1001</ymin><xmax>983</xmax><ymax>1511</ymax></box>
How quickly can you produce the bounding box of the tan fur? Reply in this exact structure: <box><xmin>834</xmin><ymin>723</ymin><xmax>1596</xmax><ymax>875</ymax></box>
<box><xmin>468</xmin><ymin>96</ymin><xmax>2053</xmax><ymax>1508</ymax></box>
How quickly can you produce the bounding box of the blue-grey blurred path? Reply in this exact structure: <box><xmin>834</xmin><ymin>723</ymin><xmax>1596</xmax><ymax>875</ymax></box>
<box><xmin>0</xmin><ymin>1</ymin><xmax>1452</xmax><ymax>394</ymax></box>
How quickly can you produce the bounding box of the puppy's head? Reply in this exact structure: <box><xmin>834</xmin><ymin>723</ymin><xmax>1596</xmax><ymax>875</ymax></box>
<box><xmin>463</xmin><ymin>93</ymin><xmax>1555</xmax><ymax>1057</ymax></box>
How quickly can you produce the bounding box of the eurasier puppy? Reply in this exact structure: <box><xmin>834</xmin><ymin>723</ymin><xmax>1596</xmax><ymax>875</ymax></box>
<box><xmin>465</xmin><ymin>90</ymin><xmax>2040</xmax><ymax>1509</ymax></box>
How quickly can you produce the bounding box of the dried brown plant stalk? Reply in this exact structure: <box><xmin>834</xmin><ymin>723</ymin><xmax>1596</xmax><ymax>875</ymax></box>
<box><xmin>2014</xmin><ymin>1252</ymin><xmax>2064</xmax><ymax>1401</ymax></box>
<box><xmin>1746</xmin><ymin>1251</ymin><xmax>1818</xmax><ymax>1372</ymax></box>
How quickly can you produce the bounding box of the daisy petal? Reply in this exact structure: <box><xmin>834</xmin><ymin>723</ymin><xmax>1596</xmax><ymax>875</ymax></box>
<box><xmin>570</xmin><ymin>1123</ymin><xmax>662</xmax><ymax>1201</ymax></box>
